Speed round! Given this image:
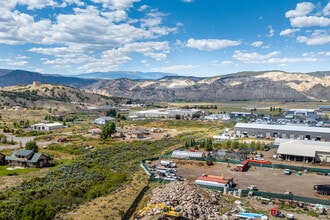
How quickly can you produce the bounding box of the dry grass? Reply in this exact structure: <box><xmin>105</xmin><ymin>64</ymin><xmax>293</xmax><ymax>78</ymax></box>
<box><xmin>59</xmin><ymin>170</ymin><xmax>149</xmax><ymax>220</ymax></box>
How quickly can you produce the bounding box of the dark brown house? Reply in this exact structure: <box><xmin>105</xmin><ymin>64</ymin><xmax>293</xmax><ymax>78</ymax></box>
<box><xmin>6</xmin><ymin>150</ymin><xmax>50</xmax><ymax>168</ymax></box>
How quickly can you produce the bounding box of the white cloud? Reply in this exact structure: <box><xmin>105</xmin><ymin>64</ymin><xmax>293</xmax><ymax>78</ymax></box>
<box><xmin>62</xmin><ymin>0</ymin><xmax>85</xmax><ymax>7</ymax></box>
<box><xmin>251</xmin><ymin>41</ymin><xmax>263</xmax><ymax>47</ymax></box>
<box><xmin>122</xmin><ymin>41</ymin><xmax>170</xmax><ymax>60</ymax></box>
<box><xmin>285</xmin><ymin>2</ymin><xmax>315</xmax><ymax>18</ymax></box>
<box><xmin>297</xmin><ymin>31</ymin><xmax>330</xmax><ymax>45</ymax></box>
<box><xmin>233</xmin><ymin>50</ymin><xmax>318</xmax><ymax>64</ymax></box>
<box><xmin>186</xmin><ymin>38</ymin><xmax>241</xmax><ymax>51</ymax></box>
<box><xmin>233</xmin><ymin>51</ymin><xmax>280</xmax><ymax>63</ymax></box>
<box><xmin>211</xmin><ymin>60</ymin><xmax>234</xmax><ymax>67</ymax></box>
<box><xmin>91</xmin><ymin>0</ymin><xmax>140</xmax><ymax>10</ymax></box>
<box><xmin>290</xmin><ymin>16</ymin><xmax>330</xmax><ymax>27</ymax></box>
<box><xmin>101</xmin><ymin>10</ymin><xmax>128</xmax><ymax>22</ymax></box>
<box><xmin>138</xmin><ymin>5</ymin><xmax>149</xmax><ymax>11</ymax></box>
<box><xmin>280</xmin><ymin>28</ymin><xmax>300</xmax><ymax>36</ymax></box>
<box><xmin>268</xmin><ymin>25</ymin><xmax>275</xmax><ymax>37</ymax></box>
<box><xmin>0</xmin><ymin>58</ymin><xmax>28</xmax><ymax>66</ymax></box>
<box><xmin>152</xmin><ymin>64</ymin><xmax>198</xmax><ymax>73</ymax></box>
<box><xmin>182</xmin><ymin>0</ymin><xmax>194</xmax><ymax>3</ymax></box>
<box><xmin>323</xmin><ymin>2</ymin><xmax>330</xmax><ymax>16</ymax></box>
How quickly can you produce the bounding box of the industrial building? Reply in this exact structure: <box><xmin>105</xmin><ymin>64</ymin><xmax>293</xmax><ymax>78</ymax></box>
<box><xmin>276</xmin><ymin>139</ymin><xmax>330</xmax><ymax>163</ymax></box>
<box><xmin>129</xmin><ymin>108</ymin><xmax>202</xmax><ymax>119</ymax></box>
<box><xmin>171</xmin><ymin>150</ymin><xmax>205</xmax><ymax>158</ymax></box>
<box><xmin>234</xmin><ymin>123</ymin><xmax>330</xmax><ymax>141</ymax></box>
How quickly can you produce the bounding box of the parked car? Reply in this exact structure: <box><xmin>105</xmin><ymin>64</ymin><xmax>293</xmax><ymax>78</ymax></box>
<box><xmin>284</xmin><ymin>169</ymin><xmax>292</xmax><ymax>175</ymax></box>
<box><xmin>247</xmin><ymin>185</ymin><xmax>258</xmax><ymax>191</ymax></box>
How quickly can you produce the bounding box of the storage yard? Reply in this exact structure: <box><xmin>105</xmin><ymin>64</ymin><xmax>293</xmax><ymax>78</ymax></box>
<box><xmin>174</xmin><ymin>160</ymin><xmax>328</xmax><ymax>199</ymax></box>
<box><xmin>149</xmin><ymin>156</ymin><xmax>329</xmax><ymax>200</ymax></box>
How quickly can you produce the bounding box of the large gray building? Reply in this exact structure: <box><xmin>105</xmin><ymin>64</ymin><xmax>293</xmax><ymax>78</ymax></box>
<box><xmin>276</xmin><ymin>139</ymin><xmax>330</xmax><ymax>163</ymax></box>
<box><xmin>234</xmin><ymin>123</ymin><xmax>330</xmax><ymax>141</ymax></box>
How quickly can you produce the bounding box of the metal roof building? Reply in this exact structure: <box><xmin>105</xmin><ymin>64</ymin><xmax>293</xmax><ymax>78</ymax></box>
<box><xmin>277</xmin><ymin>139</ymin><xmax>330</xmax><ymax>163</ymax></box>
<box><xmin>171</xmin><ymin>150</ymin><xmax>205</xmax><ymax>158</ymax></box>
<box><xmin>234</xmin><ymin>123</ymin><xmax>330</xmax><ymax>141</ymax></box>
<box><xmin>30</xmin><ymin>122</ymin><xmax>63</xmax><ymax>131</ymax></box>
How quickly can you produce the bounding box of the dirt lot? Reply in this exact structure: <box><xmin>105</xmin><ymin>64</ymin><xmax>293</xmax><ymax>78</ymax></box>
<box><xmin>174</xmin><ymin>161</ymin><xmax>328</xmax><ymax>199</ymax></box>
<box><xmin>150</xmin><ymin>148</ymin><xmax>330</xmax><ymax>201</ymax></box>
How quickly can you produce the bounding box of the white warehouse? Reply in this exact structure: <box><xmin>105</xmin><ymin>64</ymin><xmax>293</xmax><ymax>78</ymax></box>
<box><xmin>234</xmin><ymin>123</ymin><xmax>330</xmax><ymax>141</ymax></box>
<box><xmin>277</xmin><ymin>139</ymin><xmax>330</xmax><ymax>163</ymax></box>
<box><xmin>30</xmin><ymin>122</ymin><xmax>63</xmax><ymax>131</ymax></box>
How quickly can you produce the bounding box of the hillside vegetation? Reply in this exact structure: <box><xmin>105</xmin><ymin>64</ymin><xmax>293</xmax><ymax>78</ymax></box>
<box><xmin>0</xmin><ymin>137</ymin><xmax>179</xmax><ymax>219</ymax></box>
<box><xmin>0</xmin><ymin>84</ymin><xmax>126</xmax><ymax>111</ymax></box>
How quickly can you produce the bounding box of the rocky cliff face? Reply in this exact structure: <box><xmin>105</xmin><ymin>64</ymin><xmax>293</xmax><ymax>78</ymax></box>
<box><xmin>84</xmin><ymin>71</ymin><xmax>330</xmax><ymax>102</ymax></box>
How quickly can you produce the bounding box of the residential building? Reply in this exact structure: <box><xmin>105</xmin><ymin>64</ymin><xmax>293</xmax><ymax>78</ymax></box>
<box><xmin>6</xmin><ymin>150</ymin><xmax>50</xmax><ymax>168</ymax></box>
<box><xmin>94</xmin><ymin>117</ymin><xmax>115</xmax><ymax>125</ymax></box>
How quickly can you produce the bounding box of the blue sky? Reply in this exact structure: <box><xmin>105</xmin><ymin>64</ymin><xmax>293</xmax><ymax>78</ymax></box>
<box><xmin>0</xmin><ymin>0</ymin><xmax>329</xmax><ymax>77</ymax></box>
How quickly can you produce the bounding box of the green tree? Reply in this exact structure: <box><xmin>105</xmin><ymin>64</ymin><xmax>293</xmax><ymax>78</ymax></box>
<box><xmin>15</xmin><ymin>200</ymin><xmax>55</xmax><ymax>220</ymax></box>
<box><xmin>101</xmin><ymin>121</ymin><xmax>116</xmax><ymax>140</ymax></box>
<box><xmin>25</xmin><ymin>140</ymin><xmax>39</xmax><ymax>153</ymax></box>
<box><xmin>0</xmin><ymin>134</ymin><xmax>7</xmax><ymax>144</ymax></box>
<box><xmin>106</xmin><ymin>109</ymin><xmax>117</xmax><ymax>117</ymax></box>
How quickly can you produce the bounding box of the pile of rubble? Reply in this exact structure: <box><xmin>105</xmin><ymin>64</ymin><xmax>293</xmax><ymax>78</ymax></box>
<box><xmin>145</xmin><ymin>181</ymin><xmax>234</xmax><ymax>219</ymax></box>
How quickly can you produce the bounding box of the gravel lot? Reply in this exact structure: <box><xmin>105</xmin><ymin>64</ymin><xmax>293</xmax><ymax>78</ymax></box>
<box><xmin>149</xmin><ymin>148</ymin><xmax>329</xmax><ymax>200</ymax></box>
<box><xmin>172</xmin><ymin>160</ymin><xmax>329</xmax><ymax>200</ymax></box>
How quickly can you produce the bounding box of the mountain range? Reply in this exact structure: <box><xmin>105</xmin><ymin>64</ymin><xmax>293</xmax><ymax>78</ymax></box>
<box><xmin>1</xmin><ymin>69</ymin><xmax>330</xmax><ymax>102</ymax></box>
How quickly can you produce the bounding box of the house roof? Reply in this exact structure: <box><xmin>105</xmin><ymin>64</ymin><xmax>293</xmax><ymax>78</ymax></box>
<box><xmin>15</xmin><ymin>150</ymin><xmax>34</xmax><ymax>157</ymax></box>
<box><xmin>29</xmin><ymin>153</ymin><xmax>44</xmax><ymax>163</ymax></box>
<box><xmin>277</xmin><ymin>139</ymin><xmax>330</xmax><ymax>157</ymax></box>
<box><xmin>6</xmin><ymin>150</ymin><xmax>49</xmax><ymax>162</ymax></box>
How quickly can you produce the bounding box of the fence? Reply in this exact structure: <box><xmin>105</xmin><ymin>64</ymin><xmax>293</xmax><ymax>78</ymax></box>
<box><xmin>124</xmin><ymin>158</ymin><xmax>329</xmax><ymax>219</ymax></box>
<box><xmin>121</xmin><ymin>185</ymin><xmax>149</xmax><ymax>220</ymax></box>
<box><xmin>197</xmin><ymin>184</ymin><xmax>330</xmax><ymax>206</ymax></box>
<box><xmin>161</xmin><ymin>149</ymin><xmax>330</xmax><ymax>174</ymax></box>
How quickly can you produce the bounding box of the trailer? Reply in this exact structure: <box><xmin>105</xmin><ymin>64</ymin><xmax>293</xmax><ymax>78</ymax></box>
<box><xmin>313</xmin><ymin>184</ymin><xmax>330</xmax><ymax>195</ymax></box>
<box><xmin>160</xmin><ymin>160</ymin><xmax>176</xmax><ymax>168</ymax></box>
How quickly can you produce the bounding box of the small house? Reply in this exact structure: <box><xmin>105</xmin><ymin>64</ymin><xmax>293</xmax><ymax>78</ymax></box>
<box><xmin>94</xmin><ymin>117</ymin><xmax>115</xmax><ymax>125</ymax></box>
<box><xmin>88</xmin><ymin>128</ymin><xmax>102</xmax><ymax>135</ymax></box>
<box><xmin>6</xmin><ymin>150</ymin><xmax>50</xmax><ymax>168</ymax></box>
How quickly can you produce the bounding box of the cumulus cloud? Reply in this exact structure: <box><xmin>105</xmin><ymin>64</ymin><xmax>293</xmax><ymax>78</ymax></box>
<box><xmin>324</xmin><ymin>2</ymin><xmax>330</xmax><ymax>16</ymax></box>
<box><xmin>280</xmin><ymin>28</ymin><xmax>300</xmax><ymax>36</ymax></box>
<box><xmin>233</xmin><ymin>50</ymin><xmax>317</xmax><ymax>64</ymax></box>
<box><xmin>297</xmin><ymin>31</ymin><xmax>330</xmax><ymax>45</ymax></box>
<box><xmin>290</xmin><ymin>16</ymin><xmax>330</xmax><ymax>27</ymax></box>
<box><xmin>186</xmin><ymin>38</ymin><xmax>241</xmax><ymax>51</ymax></box>
<box><xmin>233</xmin><ymin>50</ymin><xmax>280</xmax><ymax>63</ymax></box>
<box><xmin>251</xmin><ymin>41</ymin><xmax>263</xmax><ymax>47</ymax></box>
<box><xmin>0</xmin><ymin>0</ymin><xmax>178</xmax><ymax>72</ymax></box>
<box><xmin>285</xmin><ymin>2</ymin><xmax>315</xmax><ymax>18</ymax></box>
<box><xmin>91</xmin><ymin>0</ymin><xmax>140</xmax><ymax>10</ymax></box>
